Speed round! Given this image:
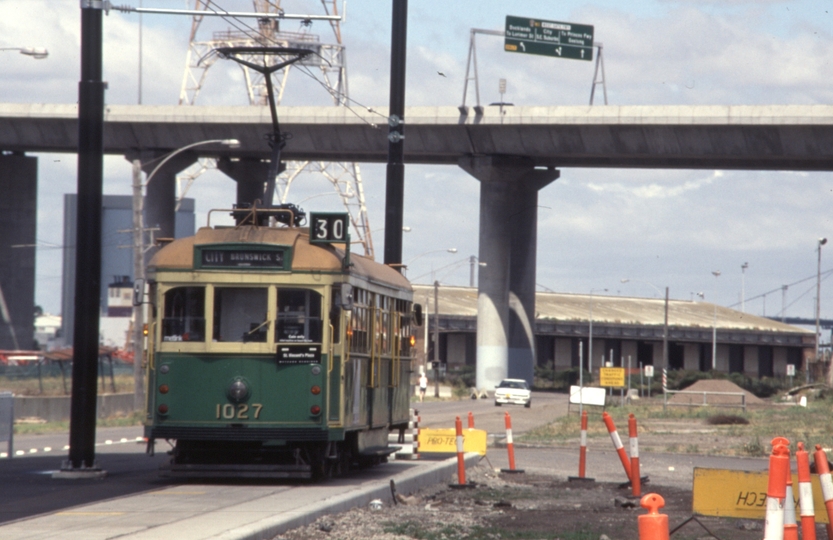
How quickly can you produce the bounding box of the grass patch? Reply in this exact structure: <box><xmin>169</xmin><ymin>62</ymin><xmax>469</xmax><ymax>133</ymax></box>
<box><xmin>13</xmin><ymin>411</ymin><xmax>144</xmax><ymax>435</ymax></box>
<box><xmin>0</xmin><ymin>374</ymin><xmax>137</xmax><ymax>396</ymax></box>
<box><xmin>519</xmin><ymin>396</ymin><xmax>833</xmax><ymax>457</ymax></box>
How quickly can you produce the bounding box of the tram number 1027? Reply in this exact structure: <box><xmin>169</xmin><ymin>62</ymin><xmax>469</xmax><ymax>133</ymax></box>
<box><xmin>309</xmin><ymin>212</ymin><xmax>349</xmax><ymax>244</ymax></box>
<box><xmin>216</xmin><ymin>403</ymin><xmax>263</xmax><ymax>420</ymax></box>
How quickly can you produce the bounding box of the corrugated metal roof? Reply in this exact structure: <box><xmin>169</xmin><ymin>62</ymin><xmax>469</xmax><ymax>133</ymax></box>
<box><xmin>412</xmin><ymin>285</ymin><xmax>811</xmax><ymax>335</ymax></box>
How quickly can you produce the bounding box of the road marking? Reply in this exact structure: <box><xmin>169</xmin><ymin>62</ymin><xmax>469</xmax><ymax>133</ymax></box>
<box><xmin>2</xmin><ymin>437</ymin><xmax>146</xmax><ymax>458</ymax></box>
<box><xmin>149</xmin><ymin>491</ymin><xmax>207</xmax><ymax>496</ymax></box>
<box><xmin>56</xmin><ymin>512</ymin><xmax>125</xmax><ymax>516</ymax></box>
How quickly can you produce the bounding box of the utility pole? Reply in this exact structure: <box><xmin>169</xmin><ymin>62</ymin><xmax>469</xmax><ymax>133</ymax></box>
<box><xmin>663</xmin><ymin>287</ymin><xmax>669</xmax><ymax>375</ymax></box>
<box><xmin>62</xmin><ymin>0</ymin><xmax>106</xmax><ymax>476</ymax></box>
<box><xmin>815</xmin><ymin>238</ymin><xmax>827</xmax><ymax>383</ymax></box>
<box><xmin>433</xmin><ymin>280</ymin><xmax>440</xmax><ymax>398</ymax></box>
<box><xmin>131</xmin><ymin>160</ymin><xmax>145</xmax><ymax>411</ymax></box>
<box><xmin>384</xmin><ymin>0</ymin><xmax>409</xmax><ymax>270</ymax></box>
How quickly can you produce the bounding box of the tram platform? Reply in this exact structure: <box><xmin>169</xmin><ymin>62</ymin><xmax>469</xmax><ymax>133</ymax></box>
<box><xmin>0</xmin><ymin>443</ymin><xmax>480</xmax><ymax>540</ymax></box>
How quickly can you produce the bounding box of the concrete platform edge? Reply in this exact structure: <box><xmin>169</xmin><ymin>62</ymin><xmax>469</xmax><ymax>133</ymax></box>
<box><xmin>216</xmin><ymin>453</ymin><xmax>482</xmax><ymax>540</ymax></box>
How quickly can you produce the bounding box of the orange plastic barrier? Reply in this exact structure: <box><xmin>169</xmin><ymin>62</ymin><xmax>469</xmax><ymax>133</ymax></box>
<box><xmin>504</xmin><ymin>411</ymin><xmax>517</xmax><ymax>471</ymax></box>
<box><xmin>467</xmin><ymin>411</ymin><xmax>474</xmax><ymax>429</ymax></box>
<box><xmin>763</xmin><ymin>437</ymin><xmax>790</xmax><ymax>540</ymax></box>
<box><xmin>784</xmin><ymin>474</ymin><xmax>798</xmax><ymax>540</ymax></box>
<box><xmin>638</xmin><ymin>493</ymin><xmax>669</xmax><ymax>540</ymax></box>
<box><xmin>629</xmin><ymin>413</ymin><xmax>641</xmax><ymax>497</ymax></box>
<box><xmin>602</xmin><ymin>412</ymin><xmax>632</xmax><ymax>481</ymax></box>
<box><xmin>813</xmin><ymin>444</ymin><xmax>833</xmax><ymax>540</ymax></box>
<box><xmin>578</xmin><ymin>409</ymin><xmax>588</xmax><ymax>478</ymax></box>
<box><xmin>796</xmin><ymin>442</ymin><xmax>817</xmax><ymax>540</ymax></box>
<box><xmin>455</xmin><ymin>416</ymin><xmax>466</xmax><ymax>485</ymax></box>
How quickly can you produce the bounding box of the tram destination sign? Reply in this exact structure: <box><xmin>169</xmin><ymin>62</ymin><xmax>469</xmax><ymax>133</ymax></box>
<box><xmin>198</xmin><ymin>248</ymin><xmax>285</xmax><ymax>269</ymax></box>
<box><xmin>505</xmin><ymin>15</ymin><xmax>594</xmax><ymax>61</ymax></box>
<box><xmin>276</xmin><ymin>344</ymin><xmax>322</xmax><ymax>364</ymax></box>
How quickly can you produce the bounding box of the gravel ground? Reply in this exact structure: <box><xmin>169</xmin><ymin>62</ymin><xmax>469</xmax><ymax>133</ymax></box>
<box><xmin>272</xmin><ymin>460</ymin><xmax>776</xmax><ymax>540</ymax></box>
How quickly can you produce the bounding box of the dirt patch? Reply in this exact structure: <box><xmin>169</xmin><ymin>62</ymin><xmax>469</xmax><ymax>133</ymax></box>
<box><xmin>273</xmin><ymin>463</ymin><xmax>768</xmax><ymax>540</ymax></box>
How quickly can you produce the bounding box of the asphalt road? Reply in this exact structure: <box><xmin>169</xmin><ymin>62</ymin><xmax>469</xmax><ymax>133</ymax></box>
<box><xmin>413</xmin><ymin>390</ymin><xmax>569</xmax><ymax>436</ymax></box>
<box><xmin>0</xmin><ymin>426</ymin><xmax>171</xmax><ymax>524</ymax></box>
<box><xmin>0</xmin><ymin>396</ymin><xmax>773</xmax><ymax>537</ymax></box>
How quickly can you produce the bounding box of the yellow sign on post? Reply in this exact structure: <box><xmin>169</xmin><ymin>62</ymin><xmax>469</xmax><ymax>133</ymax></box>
<box><xmin>599</xmin><ymin>367</ymin><xmax>625</xmax><ymax>388</ymax></box>
<box><xmin>692</xmin><ymin>467</ymin><xmax>829</xmax><ymax>523</ymax></box>
<box><xmin>419</xmin><ymin>428</ymin><xmax>488</xmax><ymax>455</ymax></box>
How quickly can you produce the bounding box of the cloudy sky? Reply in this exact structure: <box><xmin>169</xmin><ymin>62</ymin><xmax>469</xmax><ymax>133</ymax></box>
<box><xmin>2</xmin><ymin>0</ymin><xmax>832</xmax><ymax>322</ymax></box>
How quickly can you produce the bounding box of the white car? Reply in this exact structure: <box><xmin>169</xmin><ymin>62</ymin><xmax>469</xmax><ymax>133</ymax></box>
<box><xmin>494</xmin><ymin>379</ymin><xmax>531</xmax><ymax>408</ymax></box>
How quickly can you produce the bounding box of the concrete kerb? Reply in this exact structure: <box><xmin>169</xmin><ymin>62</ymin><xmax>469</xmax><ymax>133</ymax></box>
<box><xmin>216</xmin><ymin>453</ymin><xmax>483</xmax><ymax>540</ymax></box>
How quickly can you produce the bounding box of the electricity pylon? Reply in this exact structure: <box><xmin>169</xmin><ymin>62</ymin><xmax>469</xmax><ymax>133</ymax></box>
<box><xmin>177</xmin><ymin>0</ymin><xmax>374</xmax><ymax>258</ymax></box>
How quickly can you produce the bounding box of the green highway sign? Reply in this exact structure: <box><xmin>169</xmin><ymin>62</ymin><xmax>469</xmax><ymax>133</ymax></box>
<box><xmin>505</xmin><ymin>15</ymin><xmax>594</xmax><ymax>61</ymax></box>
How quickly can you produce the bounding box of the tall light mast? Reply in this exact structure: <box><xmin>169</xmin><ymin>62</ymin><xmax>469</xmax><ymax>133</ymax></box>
<box><xmin>177</xmin><ymin>1</ymin><xmax>374</xmax><ymax>258</ymax></box>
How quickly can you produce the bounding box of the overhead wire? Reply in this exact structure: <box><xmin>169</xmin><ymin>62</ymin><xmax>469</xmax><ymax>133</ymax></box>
<box><xmin>201</xmin><ymin>0</ymin><xmax>388</xmax><ymax>128</ymax></box>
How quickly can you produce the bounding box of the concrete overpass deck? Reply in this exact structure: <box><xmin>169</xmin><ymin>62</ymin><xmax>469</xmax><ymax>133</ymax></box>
<box><xmin>2</xmin><ymin>103</ymin><xmax>833</xmax><ymax>169</ymax></box>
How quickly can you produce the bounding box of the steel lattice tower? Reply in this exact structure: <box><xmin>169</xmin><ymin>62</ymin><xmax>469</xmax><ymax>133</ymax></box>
<box><xmin>178</xmin><ymin>0</ymin><xmax>374</xmax><ymax>258</ymax></box>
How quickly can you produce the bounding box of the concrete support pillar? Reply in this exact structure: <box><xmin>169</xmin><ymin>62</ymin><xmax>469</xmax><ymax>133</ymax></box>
<box><xmin>459</xmin><ymin>156</ymin><xmax>558</xmax><ymax>390</ymax></box>
<box><xmin>140</xmin><ymin>152</ymin><xmax>196</xmax><ymax>241</ymax></box>
<box><xmin>0</xmin><ymin>153</ymin><xmax>37</xmax><ymax>350</ymax></box>
<box><xmin>125</xmin><ymin>151</ymin><xmax>196</xmax><ymax>264</ymax></box>
<box><xmin>218</xmin><ymin>157</ymin><xmax>283</xmax><ymax>208</ymax></box>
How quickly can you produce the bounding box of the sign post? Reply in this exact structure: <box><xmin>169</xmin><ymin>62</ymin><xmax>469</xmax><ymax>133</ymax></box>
<box><xmin>504</xmin><ymin>15</ymin><xmax>594</xmax><ymax>61</ymax></box>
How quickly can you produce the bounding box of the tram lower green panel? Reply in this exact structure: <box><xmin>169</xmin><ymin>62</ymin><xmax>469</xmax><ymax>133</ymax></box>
<box><xmin>150</xmin><ymin>353</ymin><xmax>328</xmax><ymax>428</ymax></box>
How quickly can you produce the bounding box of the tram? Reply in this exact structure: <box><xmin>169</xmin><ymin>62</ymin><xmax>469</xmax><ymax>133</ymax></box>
<box><xmin>139</xmin><ymin>205</ymin><xmax>422</xmax><ymax>479</ymax></box>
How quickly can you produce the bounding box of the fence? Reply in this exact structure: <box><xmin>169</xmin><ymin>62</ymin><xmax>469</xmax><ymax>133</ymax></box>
<box><xmin>662</xmin><ymin>389</ymin><xmax>747</xmax><ymax>413</ymax></box>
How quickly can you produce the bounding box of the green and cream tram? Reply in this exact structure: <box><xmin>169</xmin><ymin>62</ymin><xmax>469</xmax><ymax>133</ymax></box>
<box><xmin>141</xmin><ymin>207</ymin><xmax>421</xmax><ymax>479</ymax></box>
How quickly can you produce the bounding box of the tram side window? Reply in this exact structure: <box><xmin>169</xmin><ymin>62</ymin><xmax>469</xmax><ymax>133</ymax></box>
<box><xmin>276</xmin><ymin>289</ymin><xmax>322</xmax><ymax>343</ymax></box>
<box><xmin>213</xmin><ymin>287</ymin><xmax>268</xmax><ymax>342</ymax></box>
<box><xmin>162</xmin><ymin>287</ymin><xmax>205</xmax><ymax>342</ymax></box>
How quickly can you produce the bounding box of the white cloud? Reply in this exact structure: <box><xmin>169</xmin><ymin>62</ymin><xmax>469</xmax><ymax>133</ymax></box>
<box><xmin>4</xmin><ymin>0</ymin><xmax>833</xmax><ymax>322</ymax></box>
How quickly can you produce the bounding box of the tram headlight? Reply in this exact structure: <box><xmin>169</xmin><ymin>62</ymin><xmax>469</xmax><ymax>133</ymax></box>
<box><xmin>227</xmin><ymin>378</ymin><xmax>250</xmax><ymax>403</ymax></box>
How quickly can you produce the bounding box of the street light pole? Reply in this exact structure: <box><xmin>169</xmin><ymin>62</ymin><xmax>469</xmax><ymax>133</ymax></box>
<box><xmin>711</xmin><ymin>270</ymin><xmax>721</xmax><ymax>370</ymax></box>
<box><xmin>741</xmin><ymin>262</ymin><xmax>748</xmax><ymax>313</ymax></box>
<box><xmin>131</xmin><ymin>139</ymin><xmax>239</xmax><ymax>410</ymax></box>
<box><xmin>815</xmin><ymin>238</ymin><xmax>827</xmax><ymax>383</ymax></box>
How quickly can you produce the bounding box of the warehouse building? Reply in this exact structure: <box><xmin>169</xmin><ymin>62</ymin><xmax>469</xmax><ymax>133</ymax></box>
<box><xmin>413</xmin><ymin>285</ymin><xmax>813</xmax><ymax>379</ymax></box>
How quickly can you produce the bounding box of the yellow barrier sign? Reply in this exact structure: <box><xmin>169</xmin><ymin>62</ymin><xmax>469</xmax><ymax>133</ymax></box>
<box><xmin>599</xmin><ymin>367</ymin><xmax>625</xmax><ymax>388</ymax></box>
<box><xmin>419</xmin><ymin>428</ymin><xmax>488</xmax><ymax>455</ymax></box>
<box><xmin>692</xmin><ymin>467</ymin><xmax>828</xmax><ymax>523</ymax></box>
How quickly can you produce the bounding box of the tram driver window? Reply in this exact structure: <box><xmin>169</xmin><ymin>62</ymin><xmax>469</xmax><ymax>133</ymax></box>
<box><xmin>213</xmin><ymin>287</ymin><xmax>268</xmax><ymax>342</ymax></box>
<box><xmin>276</xmin><ymin>289</ymin><xmax>322</xmax><ymax>343</ymax></box>
<box><xmin>162</xmin><ymin>287</ymin><xmax>205</xmax><ymax>342</ymax></box>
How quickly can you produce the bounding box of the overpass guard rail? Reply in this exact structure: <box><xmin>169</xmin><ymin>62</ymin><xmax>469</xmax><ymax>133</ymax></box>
<box><xmin>662</xmin><ymin>389</ymin><xmax>747</xmax><ymax>413</ymax></box>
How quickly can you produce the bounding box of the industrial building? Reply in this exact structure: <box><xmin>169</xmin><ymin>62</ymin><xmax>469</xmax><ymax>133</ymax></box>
<box><xmin>414</xmin><ymin>284</ymin><xmax>813</xmax><ymax>379</ymax></box>
<box><xmin>60</xmin><ymin>194</ymin><xmax>195</xmax><ymax>347</ymax></box>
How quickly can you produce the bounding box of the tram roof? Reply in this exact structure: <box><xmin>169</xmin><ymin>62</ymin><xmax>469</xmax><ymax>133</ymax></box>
<box><xmin>148</xmin><ymin>225</ymin><xmax>411</xmax><ymax>290</ymax></box>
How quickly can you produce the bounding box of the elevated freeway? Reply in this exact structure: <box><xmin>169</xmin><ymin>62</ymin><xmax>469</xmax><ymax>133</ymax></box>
<box><xmin>2</xmin><ymin>103</ymin><xmax>833</xmax><ymax>169</ymax></box>
<box><xmin>3</xmin><ymin>102</ymin><xmax>832</xmax><ymax>390</ymax></box>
